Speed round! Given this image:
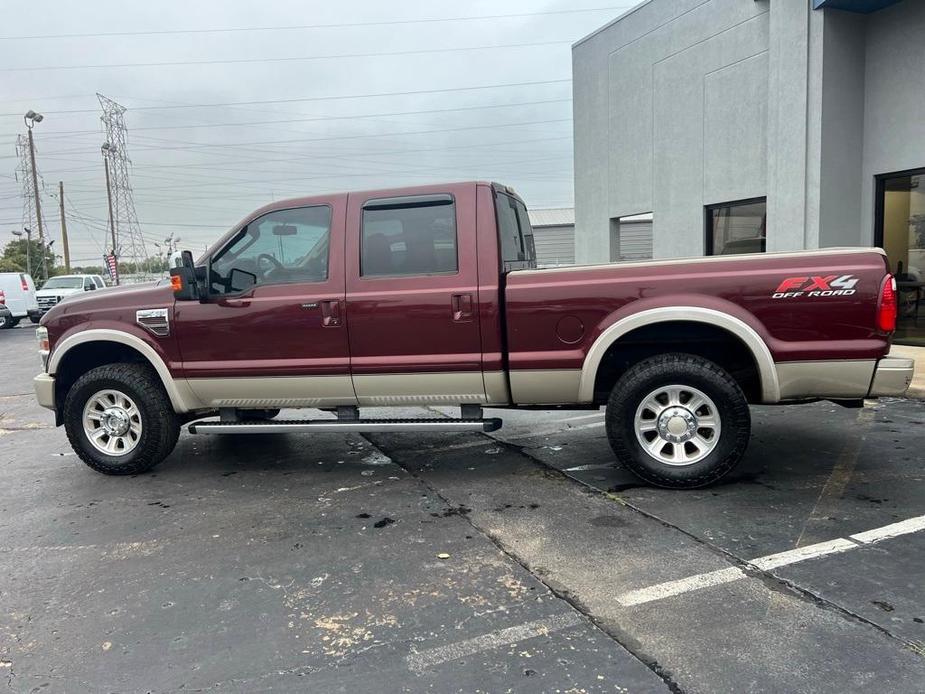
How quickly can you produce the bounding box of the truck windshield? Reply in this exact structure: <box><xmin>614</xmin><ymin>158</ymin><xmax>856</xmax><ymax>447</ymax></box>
<box><xmin>495</xmin><ymin>191</ymin><xmax>536</xmax><ymax>272</ymax></box>
<box><xmin>41</xmin><ymin>277</ymin><xmax>83</xmax><ymax>289</ymax></box>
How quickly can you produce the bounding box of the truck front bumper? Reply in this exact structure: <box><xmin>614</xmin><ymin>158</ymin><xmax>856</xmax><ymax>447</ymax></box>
<box><xmin>34</xmin><ymin>373</ymin><xmax>55</xmax><ymax>410</ymax></box>
<box><xmin>868</xmin><ymin>356</ymin><xmax>914</xmax><ymax>397</ymax></box>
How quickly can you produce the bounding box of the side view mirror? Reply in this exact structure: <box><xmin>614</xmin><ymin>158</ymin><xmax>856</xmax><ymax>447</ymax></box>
<box><xmin>229</xmin><ymin>268</ymin><xmax>257</xmax><ymax>293</ymax></box>
<box><xmin>170</xmin><ymin>250</ymin><xmax>203</xmax><ymax>301</ymax></box>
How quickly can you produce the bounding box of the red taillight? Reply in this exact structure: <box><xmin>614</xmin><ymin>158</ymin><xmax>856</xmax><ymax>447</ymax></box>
<box><xmin>0</xmin><ymin>289</ymin><xmax>5</xmax><ymax>306</ymax></box>
<box><xmin>877</xmin><ymin>274</ymin><xmax>897</xmax><ymax>333</ymax></box>
<box><xmin>20</xmin><ymin>274</ymin><xmax>28</xmax><ymax>292</ymax></box>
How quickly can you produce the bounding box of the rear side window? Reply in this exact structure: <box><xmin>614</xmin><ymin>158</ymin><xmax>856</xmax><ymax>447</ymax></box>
<box><xmin>495</xmin><ymin>191</ymin><xmax>537</xmax><ymax>272</ymax></box>
<box><xmin>361</xmin><ymin>194</ymin><xmax>457</xmax><ymax>277</ymax></box>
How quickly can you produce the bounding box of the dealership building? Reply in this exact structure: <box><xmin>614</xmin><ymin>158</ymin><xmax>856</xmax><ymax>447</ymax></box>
<box><xmin>572</xmin><ymin>0</ymin><xmax>925</xmax><ymax>343</ymax></box>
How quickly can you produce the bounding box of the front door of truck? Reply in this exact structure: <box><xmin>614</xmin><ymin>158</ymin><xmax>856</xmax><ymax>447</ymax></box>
<box><xmin>344</xmin><ymin>184</ymin><xmax>485</xmax><ymax>405</ymax></box>
<box><xmin>173</xmin><ymin>195</ymin><xmax>356</xmax><ymax>409</ymax></box>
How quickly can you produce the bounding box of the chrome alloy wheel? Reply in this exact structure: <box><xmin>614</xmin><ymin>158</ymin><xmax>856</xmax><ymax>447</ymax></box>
<box><xmin>633</xmin><ymin>385</ymin><xmax>720</xmax><ymax>466</ymax></box>
<box><xmin>82</xmin><ymin>389</ymin><xmax>143</xmax><ymax>456</ymax></box>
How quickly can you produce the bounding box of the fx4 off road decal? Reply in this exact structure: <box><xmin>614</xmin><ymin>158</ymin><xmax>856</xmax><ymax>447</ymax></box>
<box><xmin>772</xmin><ymin>274</ymin><xmax>859</xmax><ymax>299</ymax></box>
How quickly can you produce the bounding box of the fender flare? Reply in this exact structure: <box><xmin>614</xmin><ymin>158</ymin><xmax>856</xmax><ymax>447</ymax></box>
<box><xmin>577</xmin><ymin>306</ymin><xmax>780</xmax><ymax>404</ymax></box>
<box><xmin>48</xmin><ymin>329</ymin><xmax>197</xmax><ymax>413</ymax></box>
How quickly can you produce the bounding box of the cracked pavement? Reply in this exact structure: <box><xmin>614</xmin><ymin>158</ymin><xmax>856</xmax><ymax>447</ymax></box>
<box><xmin>2</xmin><ymin>325</ymin><xmax>925</xmax><ymax>692</ymax></box>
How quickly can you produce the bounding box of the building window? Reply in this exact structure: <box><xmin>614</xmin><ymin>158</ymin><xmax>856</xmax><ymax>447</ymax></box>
<box><xmin>705</xmin><ymin>198</ymin><xmax>767</xmax><ymax>255</ymax></box>
<box><xmin>875</xmin><ymin>168</ymin><xmax>925</xmax><ymax>345</ymax></box>
<box><xmin>610</xmin><ymin>213</ymin><xmax>653</xmax><ymax>262</ymax></box>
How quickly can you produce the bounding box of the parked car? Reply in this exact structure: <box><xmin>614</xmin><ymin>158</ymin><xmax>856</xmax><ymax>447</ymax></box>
<box><xmin>35</xmin><ymin>274</ymin><xmax>106</xmax><ymax>314</ymax></box>
<box><xmin>0</xmin><ymin>272</ymin><xmax>41</xmax><ymax>328</ymax></box>
<box><xmin>0</xmin><ymin>292</ymin><xmax>13</xmax><ymax>329</ymax></box>
<box><xmin>32</xmin><ymin>182</ymin><xmax>913</xmax><ymax>487</ymax></box>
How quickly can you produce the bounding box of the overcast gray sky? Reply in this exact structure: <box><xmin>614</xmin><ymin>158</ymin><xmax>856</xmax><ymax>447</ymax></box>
<box><xmin>0</xmin><ymin>1</ymin><xmax>631</xmax><ymax>266</ymax></box>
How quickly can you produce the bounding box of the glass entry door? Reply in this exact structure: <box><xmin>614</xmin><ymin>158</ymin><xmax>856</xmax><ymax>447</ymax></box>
<box><xmin>876</xmin><ymin>168</ymin><xmax>925</xmax><ymax>345</ymax></box>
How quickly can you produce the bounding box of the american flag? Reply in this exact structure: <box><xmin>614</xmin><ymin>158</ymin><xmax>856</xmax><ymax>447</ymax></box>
<box><xmin>104</xmin><ymin>254</ymin><xmax>119</xmax><ymax>283</ymax></box>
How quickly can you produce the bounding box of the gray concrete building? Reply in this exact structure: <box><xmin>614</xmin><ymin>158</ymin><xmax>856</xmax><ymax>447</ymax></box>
<box><xmin>572</xmin><ymin>0</ymin><xmax>925</xmax><ymax>343</ymax></box>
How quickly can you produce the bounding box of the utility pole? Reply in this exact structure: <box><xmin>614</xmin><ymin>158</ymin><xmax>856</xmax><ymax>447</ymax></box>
<box><xmin>102</xmin><ymin>152</ymin><xmax>119</xmax><ymax>285</ymax></box>
<box><xmin>58</xmin><ymin>181</ymin><xmax>70</xmax><ymax>272</ymax></box>
<box><xmin>23</xmin><ymin>110</ymin><xmax>49</xmax><ymax>281</ymax></box>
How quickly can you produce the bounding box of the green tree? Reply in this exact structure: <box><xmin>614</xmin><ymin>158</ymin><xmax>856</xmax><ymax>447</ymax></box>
<box><xmin>0</xmin><ymin>238</ymin><xmax>57</xmax><ymax>279</ymax></box>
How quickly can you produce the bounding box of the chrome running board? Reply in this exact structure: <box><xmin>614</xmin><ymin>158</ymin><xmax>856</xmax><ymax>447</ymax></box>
<box><xmin>188</xmin><ymin>418</ymin><xmax>502</xmax><ymax>435</ymax></box>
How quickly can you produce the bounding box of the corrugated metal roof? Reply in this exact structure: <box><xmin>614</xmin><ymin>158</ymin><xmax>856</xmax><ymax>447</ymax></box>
<box><xmin>528</xmin><ymin>207</ymin><xmax>575</xmax><ymax>227</ymax></box>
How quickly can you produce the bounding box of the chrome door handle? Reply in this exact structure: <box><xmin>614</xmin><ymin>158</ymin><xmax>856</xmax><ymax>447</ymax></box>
<box><xmin>320</xmin><ymin>299</ymin><xmax>342</xmax><ymax>327</ymax></box>
<box><xmin>451</xmin><ymin>293</ymin><xmax>473</xmax><ymax>322</ymax></box>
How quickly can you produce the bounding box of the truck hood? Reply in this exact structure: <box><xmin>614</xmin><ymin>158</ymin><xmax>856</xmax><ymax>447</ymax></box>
<box><xmin>42</xmin><ymin>282</ymin><xmax>173</xmax><ymax>320</ymax></box>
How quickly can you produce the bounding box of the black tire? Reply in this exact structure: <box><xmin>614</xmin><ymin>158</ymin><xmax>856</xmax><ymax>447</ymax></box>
<box><xmin>605</xmin><ymin>353</ymin><xmax>750</xmax><ymax>489</ymax></box>
<box><xmin>8</xmin><ymin>318</ymin><xmax>20</xmax><ymax>328</ymax></box>
<box><xmin>30</xmin><ymin>315</ymin><xmax>41</xmax><ymax>324</ymax></box>
<box><xmin>0</xmin><ymin>315</ymin><xmax>13</xmax><ymax>329</ymax></box>
<box><xmin>63</xmin><ymin>363</ymin><xmax>180</xmax><ymax>475</ymax></box>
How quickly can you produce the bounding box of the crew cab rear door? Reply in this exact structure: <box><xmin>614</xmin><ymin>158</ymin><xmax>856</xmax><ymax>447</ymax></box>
<box><xmin>345</xmin><ymin>184</ymin><xmax>485</xmax><ymax>405</ymax></box>
<box><xmin>173</xmin><ymin>194</ymin><xmax>356</xmax><ymax>408</ymax></box>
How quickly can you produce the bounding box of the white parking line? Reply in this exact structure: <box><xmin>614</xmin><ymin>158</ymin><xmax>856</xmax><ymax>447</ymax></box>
<box><xmin>617</xmin><ymin>514</ymin><xmax>925</xmax><ymax>607</ymax></box>
<box><xmin>406</xmin><ymin>612</ymin><xmax>583</xmax><ymax>672</ymax></box>
<box><xmin>850</xmin><ymin>515</ymin><xmax>925</xmax><ymax>544</ymax></box>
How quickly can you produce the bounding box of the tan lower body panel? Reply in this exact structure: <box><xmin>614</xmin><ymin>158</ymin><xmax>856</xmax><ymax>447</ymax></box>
<box><xmin>352</xmin><ymin>371</ymin><xmax>488</xmax><ymax>406</ymax></box>
<box><xmin>508</xmin><ymin>369</ymin><xmax>582</xmax><ymax>405</ymax></box>
<box><xmin>186</xmin><ymin>375</ymin><xmax>357</xmax><ymax>408</ymax></box>
<box><xmin>775</xmin><ymin>360</ymin><xmax>876</xmax><ymax>400</ymax></box>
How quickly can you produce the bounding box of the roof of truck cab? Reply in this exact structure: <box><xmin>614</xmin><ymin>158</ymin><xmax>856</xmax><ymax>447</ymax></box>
<box><xmin>253</xmin><ymin>181</ymin><xmax>492</xmax><ymax>214</ymax></box>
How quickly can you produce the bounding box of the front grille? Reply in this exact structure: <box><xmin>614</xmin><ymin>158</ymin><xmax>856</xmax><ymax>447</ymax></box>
<box><xmin>37</xmin><ymin>296</ymin><xmax>60</xmax><ymax>311</ymax></box>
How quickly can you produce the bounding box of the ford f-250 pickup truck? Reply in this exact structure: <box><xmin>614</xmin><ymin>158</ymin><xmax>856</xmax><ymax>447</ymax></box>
<box><xmin>33</xmin><ymin>181</ymin><xmax>914</xmax><ymax>488</ymax></box>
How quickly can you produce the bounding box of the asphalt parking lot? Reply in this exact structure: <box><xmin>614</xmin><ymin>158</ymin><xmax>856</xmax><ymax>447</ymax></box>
<box><xmin>2</xmin><ymin>323</ymin><xmax>924</xmax><ymax>693</ymax></box>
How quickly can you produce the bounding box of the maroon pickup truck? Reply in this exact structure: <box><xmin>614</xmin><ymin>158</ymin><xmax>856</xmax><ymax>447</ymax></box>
<box><xmin>34</xmin><ymin>182</ymin><xmax>913</xmax><ymax>488</ymax></box>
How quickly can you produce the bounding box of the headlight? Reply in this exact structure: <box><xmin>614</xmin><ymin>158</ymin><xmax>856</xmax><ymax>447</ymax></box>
<box><xmin>36</xmin><ymin>326</ymin><xmax>49</xmax><ymax>369</ymax></box>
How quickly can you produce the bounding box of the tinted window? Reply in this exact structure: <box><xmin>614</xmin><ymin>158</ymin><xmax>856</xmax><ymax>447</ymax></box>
<box><xmin>210</xmin><ymin>206</ymin><xmax>331</xmax><ymax>294</ymax></box>
<box><xmin>495</xmin><ymin>192</ymin><xmax>537</xmax><ymax>271</ymax></box>
<box><xmin>361</xmin><ymin>197</ymin><xmax>457</xmax><ymax>277</ymax></box>
<box><xmin>706</xmin><ymin>199</ymin><xmax>766</xmax><ymax>255</ymax></box>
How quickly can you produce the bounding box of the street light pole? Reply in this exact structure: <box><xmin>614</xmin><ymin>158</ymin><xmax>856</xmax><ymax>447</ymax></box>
<box><xmin>24</xmin><ymin>110</ymin><xmax>48</xmax><ymax>281</ymax></box>
<box><xmin>11</xmin><ymin>228</ymin><xmax>32</xmax><ymax>277</ymax></box>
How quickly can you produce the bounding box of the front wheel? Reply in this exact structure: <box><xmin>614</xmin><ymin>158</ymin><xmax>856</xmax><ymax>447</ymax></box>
<box><xmin>605</xmin><ymin>354</ymin><xmax>751</xmax><ymax>489</ymax></box>
<box><xmin>0</xmin><ymin>315</ymin><xmax>15</xmax><ymax>329</ymax></box>
<box><xmin>63</xmin><ymin>363</ymin><xmax>180</xmax><ymax>475</ymax></box>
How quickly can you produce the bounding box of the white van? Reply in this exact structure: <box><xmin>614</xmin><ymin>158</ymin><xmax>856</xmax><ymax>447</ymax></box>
<box><xmin>0</xmin><ymin>273</ymin><xmax>40</xmax><ymax>329</ymax></box>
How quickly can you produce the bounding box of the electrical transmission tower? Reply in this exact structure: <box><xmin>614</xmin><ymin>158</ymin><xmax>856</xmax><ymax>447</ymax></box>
<box><xmin>98</xmin><ymin>93</ymin><xmax>149</xmax><ymax>276</ymax></box>
<box><xmin>14</xmin><ymin>135</ymin><xmax>38</xmax><ymax>230</ymax></box>
<box><xmin>14</xmin><ymin>134</ymin><xmax>49</xmax><ymax>280</ymax></box>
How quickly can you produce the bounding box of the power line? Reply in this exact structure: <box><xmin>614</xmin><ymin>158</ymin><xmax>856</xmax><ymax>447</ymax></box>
<box><xmin>0</xmin><ymin>40</ymin><xmax>570</xmax><ymax>73</ymax></box>
<box><xmin>0</xmin><ymin>7</ymin><xmax>629</xmax><ymax>41</ymax></box>
<box><xmin>0</xmin><ymin>78</ymin><xmax>571</xmax><ymax>117</ymax></box>
<box><xmin>22</xmin><ymin>98</ymin><xmax>573</xmax><ymax>138</ymax></box>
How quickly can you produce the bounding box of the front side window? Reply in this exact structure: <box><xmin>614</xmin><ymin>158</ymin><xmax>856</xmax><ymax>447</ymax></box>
<box><xmin>210</xmin><ymin>205</ymin><xmax>331</xmax><ymax>294</ymax></box>
<box><xmin>706</xmin><ymin>198</ymin><xmax>767</xmax><ymax>255</ymax></box>
<box><xmin>361</xmin><ymin>195</ymin><xmax>457</xmax><ymax>277</ymax></box>
<box><xmin>495</xmin><ymin>191</ymin><xmax>537</xmax><ymax>271</ymax></box>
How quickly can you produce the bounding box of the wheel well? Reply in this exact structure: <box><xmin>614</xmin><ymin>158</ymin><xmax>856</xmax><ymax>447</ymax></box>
<box><xmin>591</xmin><ymin>321</ymin><xmax>762</xmax><ymax>404</ymax></box>
<box><xmin>54</xmin><ymin>341</ymin><xmax>154</xmax><ymax>407</ymax></box>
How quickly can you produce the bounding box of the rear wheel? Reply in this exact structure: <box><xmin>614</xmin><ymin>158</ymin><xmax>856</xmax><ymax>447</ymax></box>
<box><xmin>29</xmin><ymin>315</ymin><xmax>41</xmax><ymax>324</ymax></box>
<box><xmin>0</xmin><ymin>316</ymin><xmax>15</xmax><ymax>329</ymax></box>
<box><xmin>605</xmin><ymin>353</ymin><xmax>750</xmax><ymax>488</ymax></box>
<box><xmin>63</xmin><ymin>363</ymin><xmax>180</xmax><ymax>475</ymax></box>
